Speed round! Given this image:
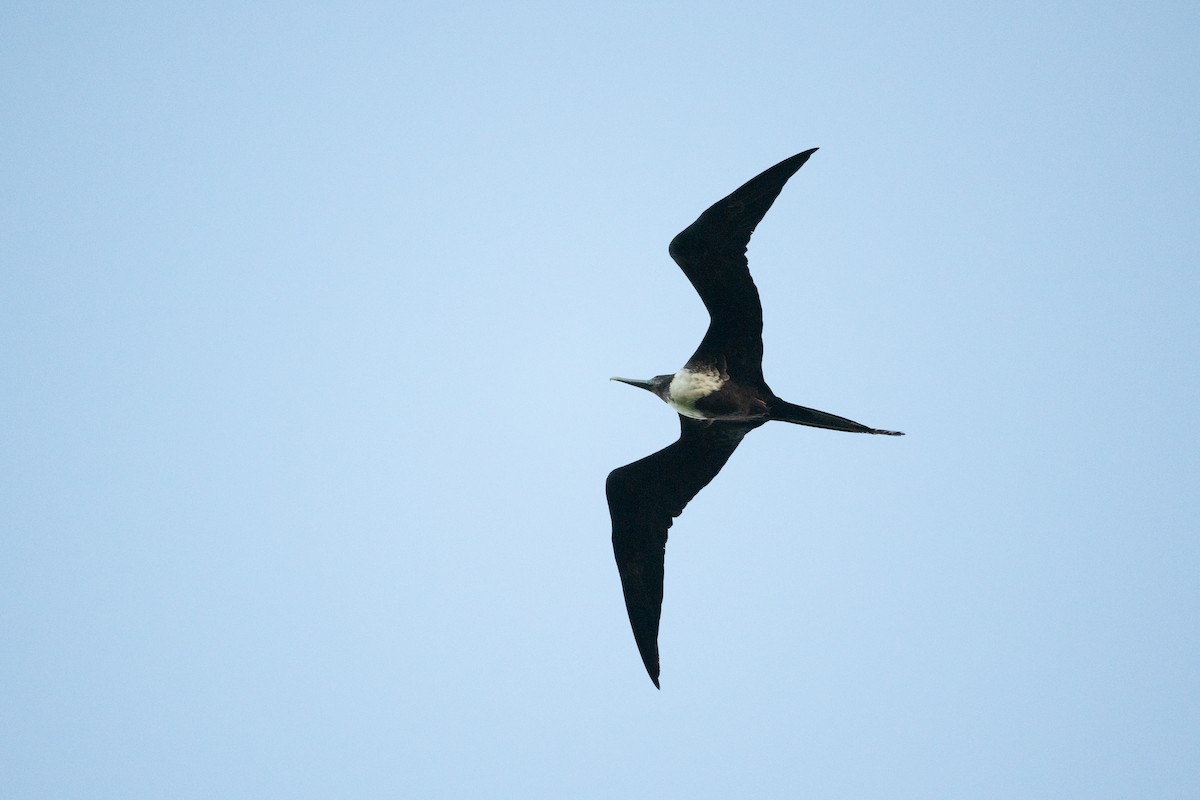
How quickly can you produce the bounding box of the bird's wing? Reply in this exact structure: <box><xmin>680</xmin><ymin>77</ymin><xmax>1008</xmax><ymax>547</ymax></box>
<box><xmin>668</xmin><ymin>149</ymin><xmax>818</xmax><ymax>385</ymax></box>
<box><xmin>606</xmin><ymin>415</ymin><xmax>765</xmax><ymax>687</ymax></box>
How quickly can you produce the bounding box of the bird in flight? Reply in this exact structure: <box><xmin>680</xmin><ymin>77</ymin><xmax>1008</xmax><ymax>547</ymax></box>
<box><xmin>607</xmin><ymin>149</ymin><xmax>903</xmax><ymax>688</ymax></box>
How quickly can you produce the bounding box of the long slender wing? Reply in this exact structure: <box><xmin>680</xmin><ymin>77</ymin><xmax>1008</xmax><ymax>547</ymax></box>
<box><xmin>668</xmin><ymin>149</ymin><xmax>818</xmax><ymax>385</ymax></box>
<box><xmin>606</xmin><ymin>415</ymin><xmax>765</xmax><ymax>687</ymax></box>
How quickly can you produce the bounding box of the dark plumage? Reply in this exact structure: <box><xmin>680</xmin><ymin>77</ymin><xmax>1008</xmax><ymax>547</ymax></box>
<box><xmin>608</xmin><ymin>149</ymin><xmax>903</xmax><ymax>688</ymax></box>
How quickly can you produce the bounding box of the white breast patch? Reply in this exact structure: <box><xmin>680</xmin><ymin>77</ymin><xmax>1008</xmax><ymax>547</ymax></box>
<box><xmin>666</xmin><ymin>368</ymin><xmax>725</xmax><ymax>419</ymax></box>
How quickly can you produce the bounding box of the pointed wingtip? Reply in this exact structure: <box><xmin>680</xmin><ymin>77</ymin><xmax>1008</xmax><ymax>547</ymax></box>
<box><xmin>643</xmin><ymin>653</ymin><xmax>662</xmax><ymax>689</ymax></box>
<box><xmin>778</xmin><ymin>148</ymin><xmax>819</xmax><ymax>171</ymax></box>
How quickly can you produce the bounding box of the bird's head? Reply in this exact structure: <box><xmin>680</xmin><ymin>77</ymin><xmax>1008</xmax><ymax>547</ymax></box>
<box><xmin>610</xmin><ymin>374</ymin><xmax>674</xmax><ymax>402</ymax></box>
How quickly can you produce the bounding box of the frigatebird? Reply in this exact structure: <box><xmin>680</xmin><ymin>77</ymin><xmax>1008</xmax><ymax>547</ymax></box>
<box><xmin>607</xmin><ymin>148</ymin><xmax>903</xmax><ymax>688</ymax></box>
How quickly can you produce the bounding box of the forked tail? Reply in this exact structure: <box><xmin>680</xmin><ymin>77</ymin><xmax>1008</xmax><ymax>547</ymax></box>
<box><xmin>769</xmin><ymin>399</ymin><xmax>904</xmax><ymax>436</ymax></box>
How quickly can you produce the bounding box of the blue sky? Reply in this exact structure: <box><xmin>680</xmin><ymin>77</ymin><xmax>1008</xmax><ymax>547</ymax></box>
<box><xmin>3</xmin><ymin>1</ymin><xmax>1198</xmax><ymax>797</ymax></box>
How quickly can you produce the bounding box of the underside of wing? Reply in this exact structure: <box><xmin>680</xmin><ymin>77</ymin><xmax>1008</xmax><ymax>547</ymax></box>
<box><xmin>668</xmin><ymin>149</ymin><xmax>818</xmax><ymax>384</ymax></box>
<box><xmin>606</xmin><ymin>416</ymin><xmax>765</xmax><ymax>687</ymax></box>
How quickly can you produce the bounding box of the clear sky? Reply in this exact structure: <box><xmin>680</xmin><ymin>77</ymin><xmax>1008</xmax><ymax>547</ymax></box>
<box><xmin>3</xmin><ymin>1</ymin><xmax>1198</xmax><ymax>797</ymax></box>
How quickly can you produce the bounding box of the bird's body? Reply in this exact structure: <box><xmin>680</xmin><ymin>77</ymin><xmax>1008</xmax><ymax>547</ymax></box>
<box><xmin>664</xmin><ymin>369</ymin><xmax>733</xmax><ymax>419</ymax></box>
<box><xmin>608</xmin><ymin>149</ymin><xmax>903</xmax><ymax>688</ymax></box>
<box><xmin>616</xmin><ymin>368</ymin><xmax>767</xmax><ymax>422</ymax></box>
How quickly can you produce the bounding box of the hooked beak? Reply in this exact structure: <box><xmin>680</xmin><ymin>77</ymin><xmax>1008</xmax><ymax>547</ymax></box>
<box><xmin>610</xmin><ymin>376</ymin><xmax>657</xmax><ymax>392</ymax></box>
